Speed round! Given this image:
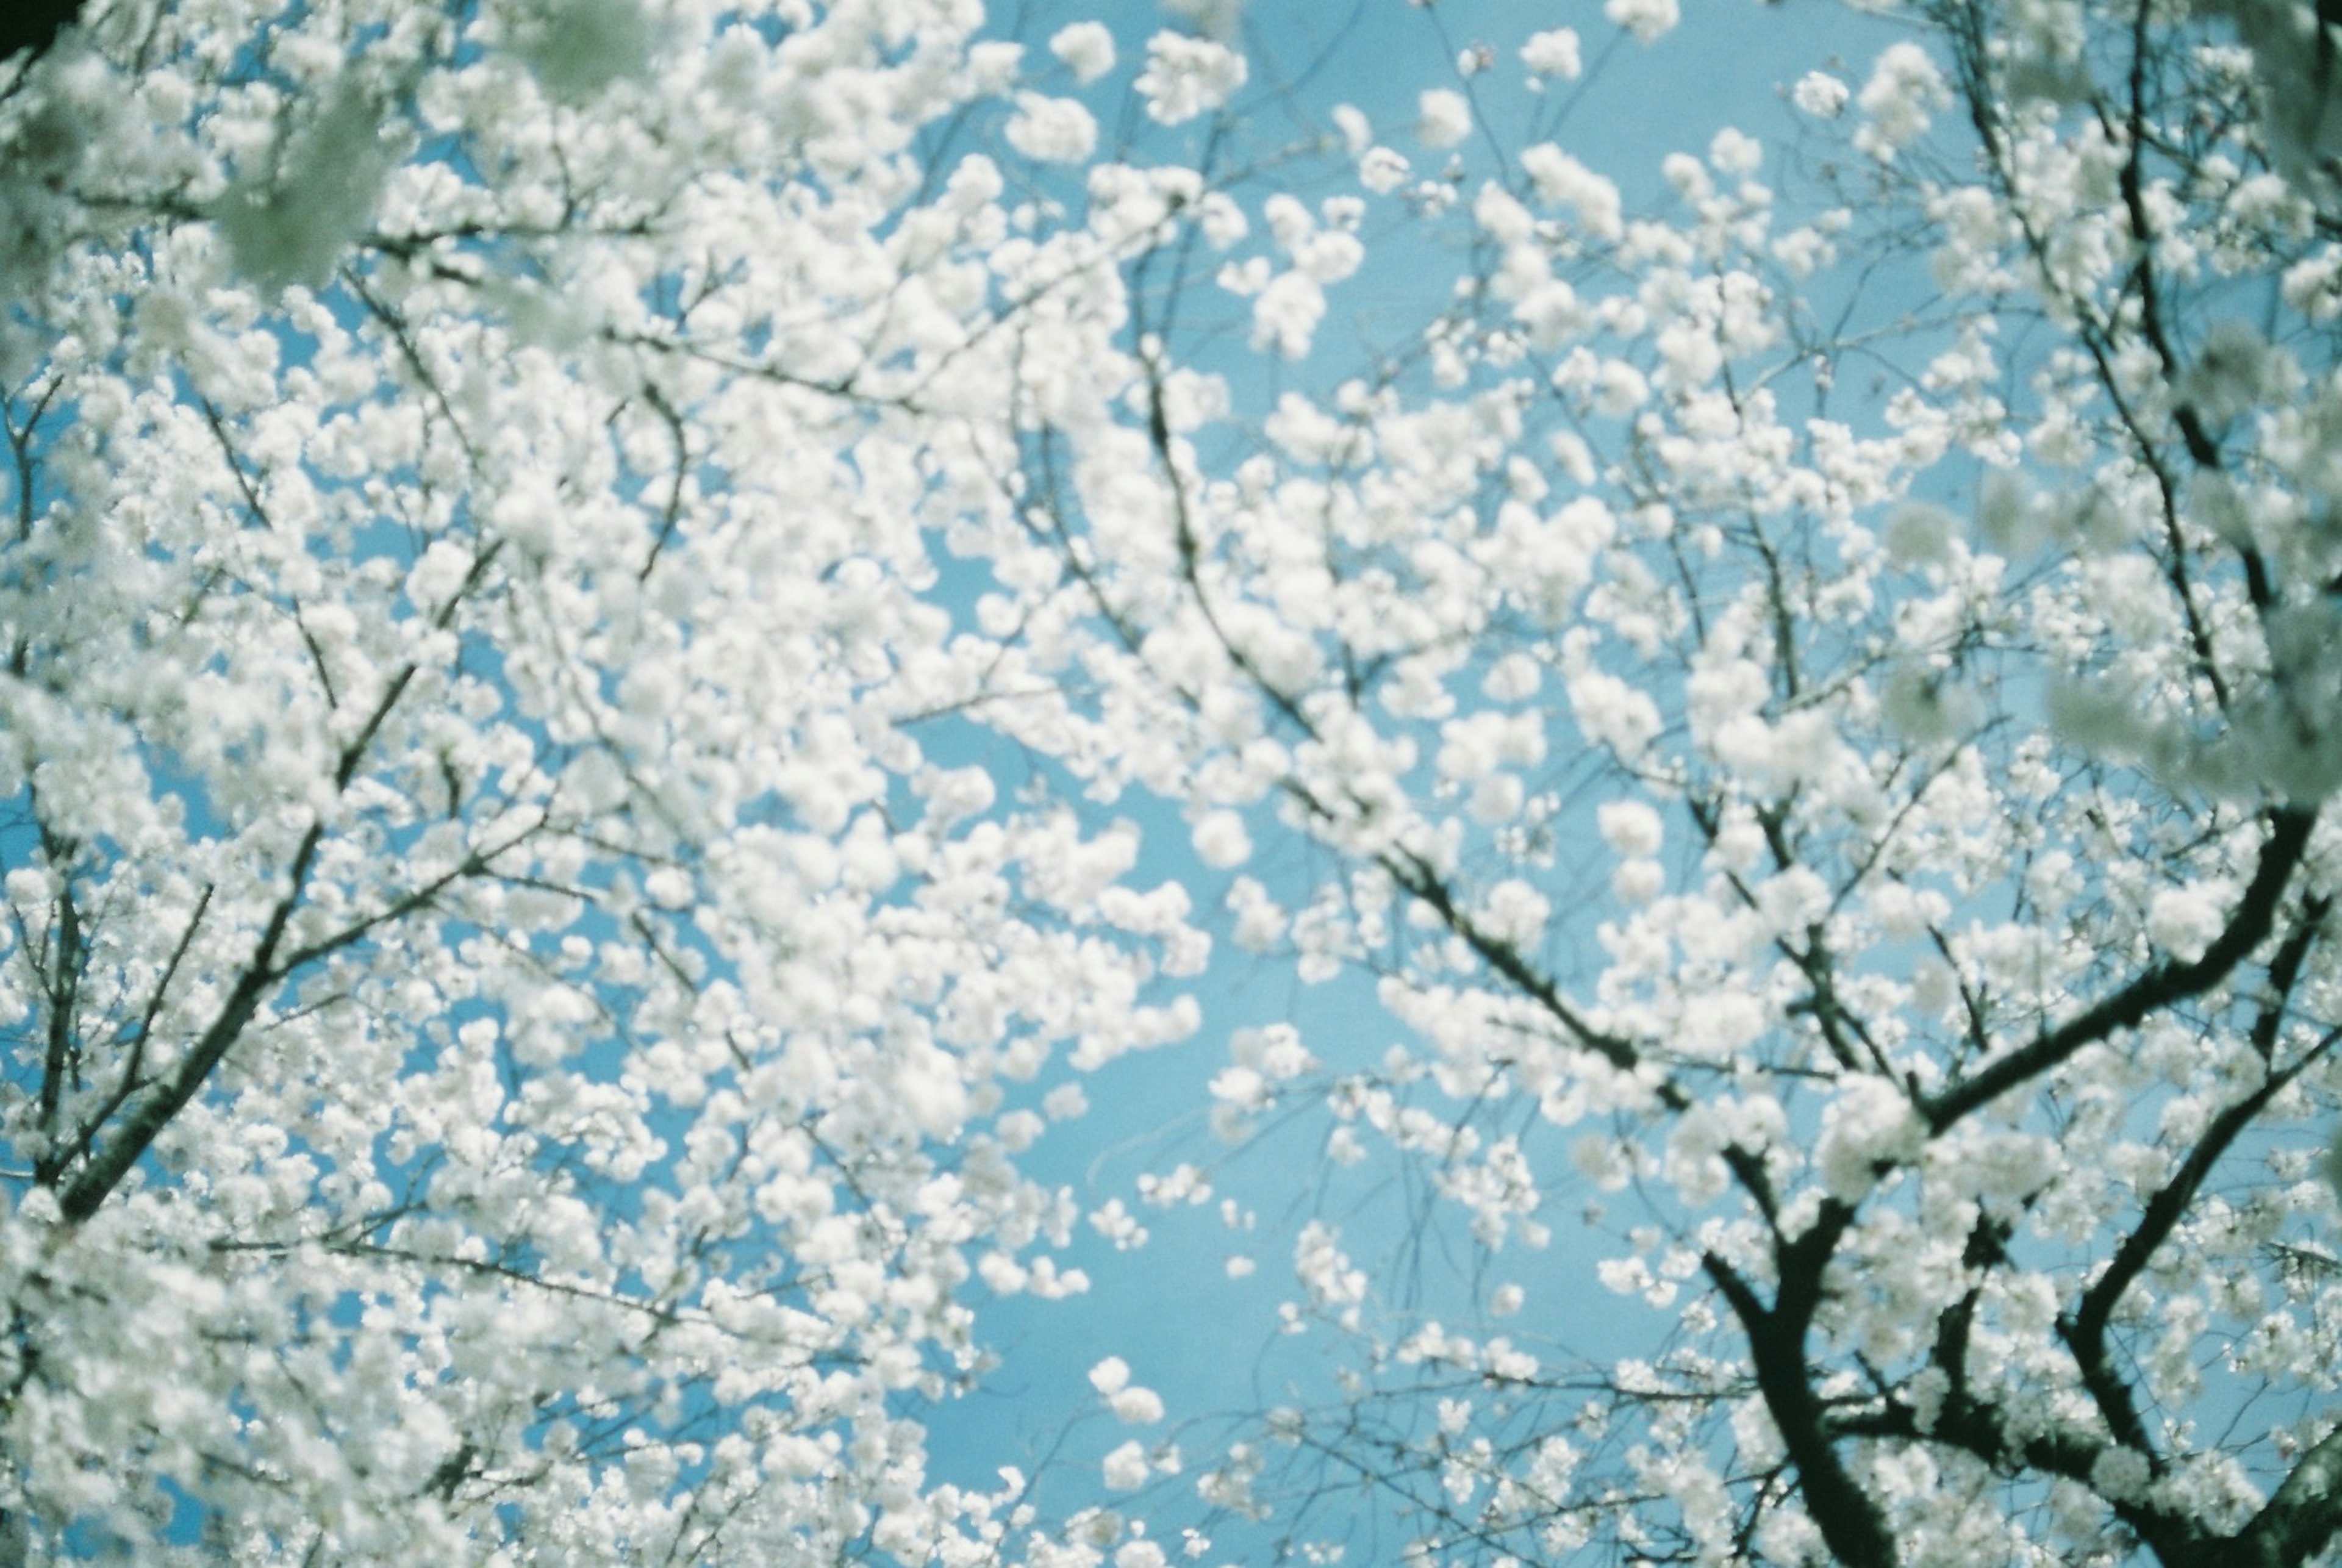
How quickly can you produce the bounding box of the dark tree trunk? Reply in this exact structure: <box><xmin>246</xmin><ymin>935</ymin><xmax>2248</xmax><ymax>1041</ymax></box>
<box><xmin>1</xmin><ymin>0</ymin><xmax>82</xmax><ymax>65</ymax></box>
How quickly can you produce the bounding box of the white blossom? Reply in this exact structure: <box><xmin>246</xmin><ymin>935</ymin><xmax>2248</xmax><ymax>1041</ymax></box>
<box><xmin>1359</xmin><ymin>146</ymin><xmax>1411</xmax><ymax>194</ymax></box>
<box><xmin>1605</xmin><ymin>0</ymin><xmax>1680</xmax><ymax>44</ymax></box>
<box><xmin>1520</xmin><ymin>143</ymin><xmax>1624</xmax><ymax>240</ymax></box>
<box><xmin>1110</xmin><ymin>1385</ymin><xmax>1168</xmax><ymax>1424</ymax></box>
<box><xmin>10</xmin><ymin>5</ymin><xmax>2342</xmax><ymax>1567</ymax></box>
<box><xmin>1103</xmin><ymin>1439</ymin><xmax>1152</xmax><ymax>1490</ymax></box>
<box><xmin>1792</xmin><ymin>69</ymin><xmax>1850</xmax><ymax>118</ymax></box>
<box><xmin>1051</xmin><ymin>21</ymin><xmax>1117</xmax><ymax>83</ymax></box>
<box><xmin>2147</xmin><ymin>879</ymin><xmax>2238</xmax><ymax>962</ymax></box>
<box><xmin>1708</xmin><ymin>127</ymin><xmax>1762</xmax><ymax>176</ymax></box>
<box><xmin>1134</xmin><ymin>32</ymin><xmax>1247</xmax><ymax>125</ymax></box>
<box><xmin>1856</xmin><ymin>42</ymin><xmax>1950</xmax><ymax>160</ymax></box>
<box><xmin>1007</xmin><ymin>93</ymin><xmax>1100</xmax><ymax>163</ymax></box>
<box><xmin>1598</xmin><ymin>800</ymin><xmax>1665</xmax><ymax>857</ymax></box>
<box><xmin>1417</xmin><ymin>89</ymin><xmax>1472</xmax><ymax>149</ymax></box>
<box><xmin>1192</xmin><ymin>809</ymin><xmax>1253</xmax><ymax>868</ymax></box>
<box><xmin>1521</xmin><ymin>29</ymin><xmax>1583</xmax><ymax>81</ymax></box>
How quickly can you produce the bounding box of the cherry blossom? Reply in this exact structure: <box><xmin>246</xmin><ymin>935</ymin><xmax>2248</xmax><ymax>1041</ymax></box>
<box><xmin>9</xmin><ymin>1</ymin><xmax>2342</xmax><ymax>1566</ymax></box>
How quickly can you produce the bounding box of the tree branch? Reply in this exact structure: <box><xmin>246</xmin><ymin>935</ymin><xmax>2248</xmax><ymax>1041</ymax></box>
<box><xmin>2229</xmin><ymin>1420</ymin><xmax>2342</xmax><ymax>1567</ymax></box>
<box><xmin>1703</xmin><ymin>1212</ymin><xmax>1897</xmax><ymax>1568</ymax></box>
<box><xmin>1925</xmin><ymin>807</ymin><xmax>2315</xmax><ymax>1131</ymax></box>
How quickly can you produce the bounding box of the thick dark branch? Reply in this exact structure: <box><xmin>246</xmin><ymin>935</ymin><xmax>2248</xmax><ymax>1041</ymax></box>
<box><xmin>0</xmin><ymin>0</ymin><xmax>79</xmax><ymax>66</ymax></box>
<box><xmin>2228</xmin><ymin>1422</ymin><xmax>2342</xmax><ymax>1568</ymax></box>
<box><xmin>1832</xmin><ymin>1395</ymin><xmax>2210</xmax><ymax>1566</ymax></box>
<box><xmin>1925</xmin><ymin>807</ymin><xmax>2315</xmax><ymax>1131</ymax></box>
<box><xmin>2072</xmin><ymin>911</ymin><xmax>2330</xmax><ymax>1364</ymax></box>
<box><xmin>1703</xmin><ymin>1234</ymin><xmax>1898</xmax><ymax>1568</ymax></box>
<box><xmin>2249</xmin><ymin>897</ymin><xmax>2327</xmax><ymax>1061</ymax></box>
<box><xmin>2058</xmin><ymin>1037</ymin><xmax>2342</xmax><ymax>1533</ymax></box>
<box><xmin>1928</xmin><ymin>1208</ymin><xmax>2013</xmax><ymax>1424</ymax></box>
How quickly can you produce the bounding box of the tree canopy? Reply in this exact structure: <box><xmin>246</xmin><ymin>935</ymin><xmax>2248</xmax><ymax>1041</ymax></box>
<box><xmin>5</xmin><ymin>0</ymin><xmax>2342</xmax><ymax>1564</ymax></box>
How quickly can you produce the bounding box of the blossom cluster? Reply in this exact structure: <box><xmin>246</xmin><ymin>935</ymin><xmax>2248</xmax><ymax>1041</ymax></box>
<box><xmin>6</xmin><ymin>0</ymin><xmax>2342</xmax><ymax>1565</ymax></box>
